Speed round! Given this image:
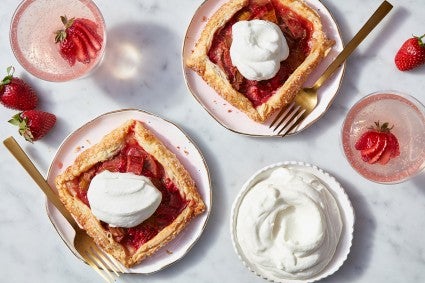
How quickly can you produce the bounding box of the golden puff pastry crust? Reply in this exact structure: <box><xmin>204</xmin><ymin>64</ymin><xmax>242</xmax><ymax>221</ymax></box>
<box><xmin>55</xmin><ymin>119</ymin><xmax>206</xmax><ymax>267</ymax></box>
<box><xmin>186</xmin><ymin>0</ymin><xmax>334</xmax><ymax>122</ymax></box>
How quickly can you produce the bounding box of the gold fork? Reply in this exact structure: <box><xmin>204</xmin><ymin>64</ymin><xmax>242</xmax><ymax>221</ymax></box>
<box><xmin>3</xmin><ymin>136</ymin><xmax>127</xmax><ymax>283</ymax></box>
<box><xmin>270</xmin><ymin>0</ymin><xmax>393</xmax><ymax>136</ymax></box>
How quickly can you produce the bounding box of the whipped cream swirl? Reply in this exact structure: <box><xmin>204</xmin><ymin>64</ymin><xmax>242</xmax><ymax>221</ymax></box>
<box><xmin>87</xmin><ymin>171</ymin><xmax>162</xmax><ymax>228</ymax></box>
<box><xmin>236</xmin><ymin>167</ymin><xmax>342</xmax><ymax>280</ymax></box>
<box><xmin>230</xmin><ymin>20</ymin><xmax>289</xmax><ymax>81</ymax></box>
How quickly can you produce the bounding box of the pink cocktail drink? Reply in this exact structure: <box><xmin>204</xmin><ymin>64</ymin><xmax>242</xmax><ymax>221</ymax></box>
<box><xmin>10</xmin><ymin>0</ymin><xmax>106</xmax><ymax>82</ymax></box>
<box><xmin>342</xmin><ymin>91</ymin><xmax>425</xmax><ymax>184</ymax></box>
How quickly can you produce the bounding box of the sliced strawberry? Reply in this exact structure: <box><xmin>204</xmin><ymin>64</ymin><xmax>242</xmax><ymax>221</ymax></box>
<box><xmin>78</xmin><ymin>18</ymin><xmax>100</xmax><ymax>35</ymax></box>
<box><xmin>55</xmin><ymin>16</ymin><xmax>103</xmax><ymax>66</ymax></box>
<box><xmin>71</xmin><ymin>32</ymin><xmax>90</xmax><ymax>63</ymax></box>
<box><xmin>387</xmin><ymin>132</ymin><xmax>400</xmax><ymax>158</ymax></box>
<box><xmin>360</xmin><ymin>134</ymin><xmax>383</xmax><ymax>157</ymax></box>
<box><xmin>367</xmin><ymin>134</ymin><xmax>388</xmax><ymax>164</ymax></box>
<box><xmin>355</xmin><ymin>121</ymin><xmax>401</xmax><ymax>165</ymax></box>
<box><xmin>361</xmin><ymin>135</ymin><xmax>387</xmax><ymax>163</ymax></box>
<box><xmin>73</xmin><ymin>19</ymin><xmax>102</xmax><ymax>50</ymax></box>
<box><xmin>378</xmin><ymin>149</ymin><xmax>392</xmax><ymax>165</ymax></box>
<box><xmin>71</xmin><ymin>26</ymin><xmax>97</xmax><ymax>59</ymax></box>
<box><xmin>355</xmin><ymin>131</ymin><xmax>380</xmax><ymax>150</ymax></box>
<box><xmin>58</xmin><ymin>38</ymin><xmax>77</xmax><ymax>66</ymax></box>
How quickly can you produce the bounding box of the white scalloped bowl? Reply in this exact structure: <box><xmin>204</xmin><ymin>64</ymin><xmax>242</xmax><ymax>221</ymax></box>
<box><xmin>230</xmin><ymin>161</ymin><xmax>354</xmax><ymax>282</ymax></box>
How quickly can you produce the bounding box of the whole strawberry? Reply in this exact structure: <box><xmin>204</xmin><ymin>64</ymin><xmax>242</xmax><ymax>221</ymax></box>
<box><xmin>9</xmin><ymin>110</ymin><xmax>56</xmax><ymax>142</ymax></box>
<box><xmin>395</xmin><ymin>34</ymin><xmax>425</xmax><ymax>71</ymax></box>
<box><xmin>0</xmin><ymin>66</ymin><xmax>38</xmax><ymax>110</ymax></box>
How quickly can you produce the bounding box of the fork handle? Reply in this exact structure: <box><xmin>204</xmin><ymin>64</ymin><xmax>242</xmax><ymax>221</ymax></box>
<box><xmin>313</xmin><ymin>0</ymin><xmax>393</xmax><ymax>89</ymax></box>
<box><xmin>3</xmin><ymin>136</ymin><xmax>79</xmax><ymax>229</ymax></box>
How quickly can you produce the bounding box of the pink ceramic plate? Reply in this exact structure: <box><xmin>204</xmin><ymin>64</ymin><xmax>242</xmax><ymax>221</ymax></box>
<box><xmin>183</xmin><ymin>0</ymin><xmax>344</xmax><ymax>136</ymax></box>
<box><xmin>46</xmin><ymin>109</ymin><xmax>211</xmax><ymax>273</ymax></box>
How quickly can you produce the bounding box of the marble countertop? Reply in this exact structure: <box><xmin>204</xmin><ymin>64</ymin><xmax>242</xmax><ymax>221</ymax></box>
<box><xmin>1</xmin><ymin>0</ymin><xmax>425</xmax><ymax>282</ymax></box>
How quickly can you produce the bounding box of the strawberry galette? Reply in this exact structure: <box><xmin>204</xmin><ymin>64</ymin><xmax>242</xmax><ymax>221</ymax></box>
<box><xmin>186</xmin><ymin>0</ymin><xmax>333</xmax><ymax>122</ymax></box>
<box><xmin>55</xmin><ymin>120</ymin><xmax>206</xmax><ymax>267</ymax></box>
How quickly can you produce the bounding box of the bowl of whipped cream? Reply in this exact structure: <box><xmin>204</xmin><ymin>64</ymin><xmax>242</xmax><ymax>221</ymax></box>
<box><xmin>230</xmin><ymin>161</ymin><xmax>354</xmax><ymax>282</ymax></box>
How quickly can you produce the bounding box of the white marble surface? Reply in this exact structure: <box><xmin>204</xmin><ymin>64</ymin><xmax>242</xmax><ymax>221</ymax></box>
<box><xmin>1</xmin><ymin>0</ymin><xmax>425</xmax><ymax>282</ymax></box>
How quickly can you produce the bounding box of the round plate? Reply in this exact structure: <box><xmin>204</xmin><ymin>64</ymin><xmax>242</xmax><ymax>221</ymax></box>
<box><xmin>230</xmin><ymin>161</ymin><xmax>354</xmax><ymax>282</ymax></box>
<box><xmin>182</xmin><ymin>0</ymin><xmax>345</xmax><ymax>137</ymax></box>
<box><xmin>46</xmin><ymin>109</ymin><xmax>211</xmax><ymax>274</ymax></box>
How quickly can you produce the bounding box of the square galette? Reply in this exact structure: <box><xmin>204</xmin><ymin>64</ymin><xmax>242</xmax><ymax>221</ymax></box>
<box><xmin>186</xmin><ymin>0</ymin><xmax>333</xmax><ymax>122</ymax></box>
<box><xmin>55</xmin><ymin>119</ymin><xmax>205</xmax><ymax>267</ymax></box>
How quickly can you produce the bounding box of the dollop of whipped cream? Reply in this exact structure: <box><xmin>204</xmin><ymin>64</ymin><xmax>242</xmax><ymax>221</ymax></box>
<box><xmin>236</xmin><ymin>167</ymin><xmax>342</xmax><ymax>280</ymax></box>
<box><xmin>230</xmin><ymin>20</ymin><xmax>289</xmax><ymax>81</ymax></box>
<box><xmin>87</xmin><ymin>170</ymin><xmax>162</xmax><ymax>228</ymax></box>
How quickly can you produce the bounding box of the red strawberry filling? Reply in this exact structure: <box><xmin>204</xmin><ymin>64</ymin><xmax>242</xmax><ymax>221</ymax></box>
<box><xmin>354</xmin><ymin>122</ymin><xmax>400</xmax><ymax>165</ymax></box>
<box><xmin>65</xmin><ymin>131</ymin><xmax>188</xmax><ymax>251</ymax></box>
<box><xmin>208</xmin><ymin>0</ymin><xmax>313</xmax><ymax>107</ymax></box>
<box><xmin>55</xmin><ymin>16</ymin><xmax>103</xmax><ymax>66</ymax></box>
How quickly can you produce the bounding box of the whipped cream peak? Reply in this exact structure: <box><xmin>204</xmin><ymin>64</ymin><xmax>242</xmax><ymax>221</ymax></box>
<box><xmin>87</xmin><ymin>171</ymin><xmax>162</xmax><ymax>228</ymax></box>
<box><xmin>236</xmin><ymin>167</ymin><xmax>342</xmax><ymax>280</ymax></box>
<box><xmin>230</xmin><ymin>20</ymin><xmax>289</xmax><ymax>81</ymax></box>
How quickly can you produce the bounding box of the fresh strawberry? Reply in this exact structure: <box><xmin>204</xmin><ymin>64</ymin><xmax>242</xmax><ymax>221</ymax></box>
<box><xmin>55</xmin><ymin>16</ymin><xmax>103</xmax><ymax>66</ymax></box>
<box><xmin>0</xmin><ymin>66</ymin><xmax>38</xmax><ymax>110</ymax></box>
<box><xmin>395</xmin><ymin>34</ymin><xmax>425</xmax><ymax>71</ymax></box>
<box><xmin>355</xmin><ymin>122</ymin><xmax>400</xmax><ymax>165</ymax></box>
<box><xmin>355</xmin><ymin>131</ymin><xmax>380</xmax><ymax>151</ymax></box>
<box><xmin>8</xmin><ymin>110</ymin><xmax>56</xmax><ymax>142</ymax></box>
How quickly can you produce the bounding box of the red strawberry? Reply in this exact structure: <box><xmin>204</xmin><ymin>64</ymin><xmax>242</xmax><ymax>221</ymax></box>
<box><xmin>9</xmin><ymin>110</ymin><xmax>56</xmax><ymax>142</ymax></box>
<box><xmin>361</xmin><ymin>135</ymin><xmax>387</xmax><ymax>163</ymax></box>
<box><xmin>55</xmin><ymin>16</ymin><xmax>103</xmax><ymax>66</ymax></box>
<box><xmin>355</xmin><ymin>122</ymin><xmax>400</xmax><ymax>165</ymax></box>
<box><xmin>0</xmin><ymin>66</ymin><xmax>38</xmax><ymax>110</ymax></box>
<box><xmin>395</xmin><ymin>34</ymin><xmax>425</xmax><ymax>71</ymax></box>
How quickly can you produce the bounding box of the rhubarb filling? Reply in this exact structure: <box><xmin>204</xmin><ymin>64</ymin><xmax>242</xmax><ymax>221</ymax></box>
<box><xmin>208</xmin><ymin>0</ymin><xmax>313</xmax><ymax>107</ymax></box>
<box><xmin>65</xmin><ymin>131</ymin><xmax>188</xmax><ymax>252</ymax></box>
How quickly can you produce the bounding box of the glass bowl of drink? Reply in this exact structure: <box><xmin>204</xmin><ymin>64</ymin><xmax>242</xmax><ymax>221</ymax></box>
<box><xmin>10</xmin><ymin>0</ymin><xmax>106</xmax><ymax>82</ymax></box>
<box><xmin>341</xmin><ymin>90</ymin><xmax>425</xmax><ymax>184</ymax></box>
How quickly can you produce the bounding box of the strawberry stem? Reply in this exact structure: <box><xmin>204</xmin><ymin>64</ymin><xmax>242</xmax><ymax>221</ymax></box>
<box><xmin>415</xmin><ymin>34</ymin><xmax>425</xmax><ymax>46</ymax></box>
<box><xmin>0</xmin><ymin>66</ymin><xmax>15</xmax><ymax>90</ymax></box>
<box><xmin>368</xmin><ymin>121</ymin><xmax>394</xmax><ymax>132</ymax></box>
<box><xmin>55</xmin><ymin>16</ymin><xmax>75</xmax><ymax>43</ymax></box>
<box><xmin>8</xmin><ymin>112</ymin><xmax>34</xmax><ymax>143</ymax></box>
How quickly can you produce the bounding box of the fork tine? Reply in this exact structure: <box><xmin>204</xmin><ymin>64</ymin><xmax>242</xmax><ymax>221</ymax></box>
<box><xmin>101</xmin><ymin>251</ymin><xmax>128</xmax><ymax>274</ymax></box>
<box><xmin>85</xmin><ymin>247</ymin><xmax>117</xmax><ymax>282</ymax></box>
<box><xmin>105</xmin><ymin>254</ymin><xmax>128</xmax><ymax>274</ymax></box>
<box><xmin>90</xmin><ymin>247</ymin><xmax>120</xmax><ymax>276</ymax></box>
<box><xmin>269</xmin><ymin>102</ymin><xmax>296</xmax><ymax>129</ymax></box>
<box><xmin>82</xmin><ymin>250</ymin><xmax>115</xmax><ymax>283</ymax></box>
<box><xmin>277</xmin><ymin>108</ymin><xmax>306</xmax><ymax>136</ymax></box>
<box><xmin>274</xmin><ymin>104</ymin><xmax>301</xmax><ymax>134</ymax></box>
